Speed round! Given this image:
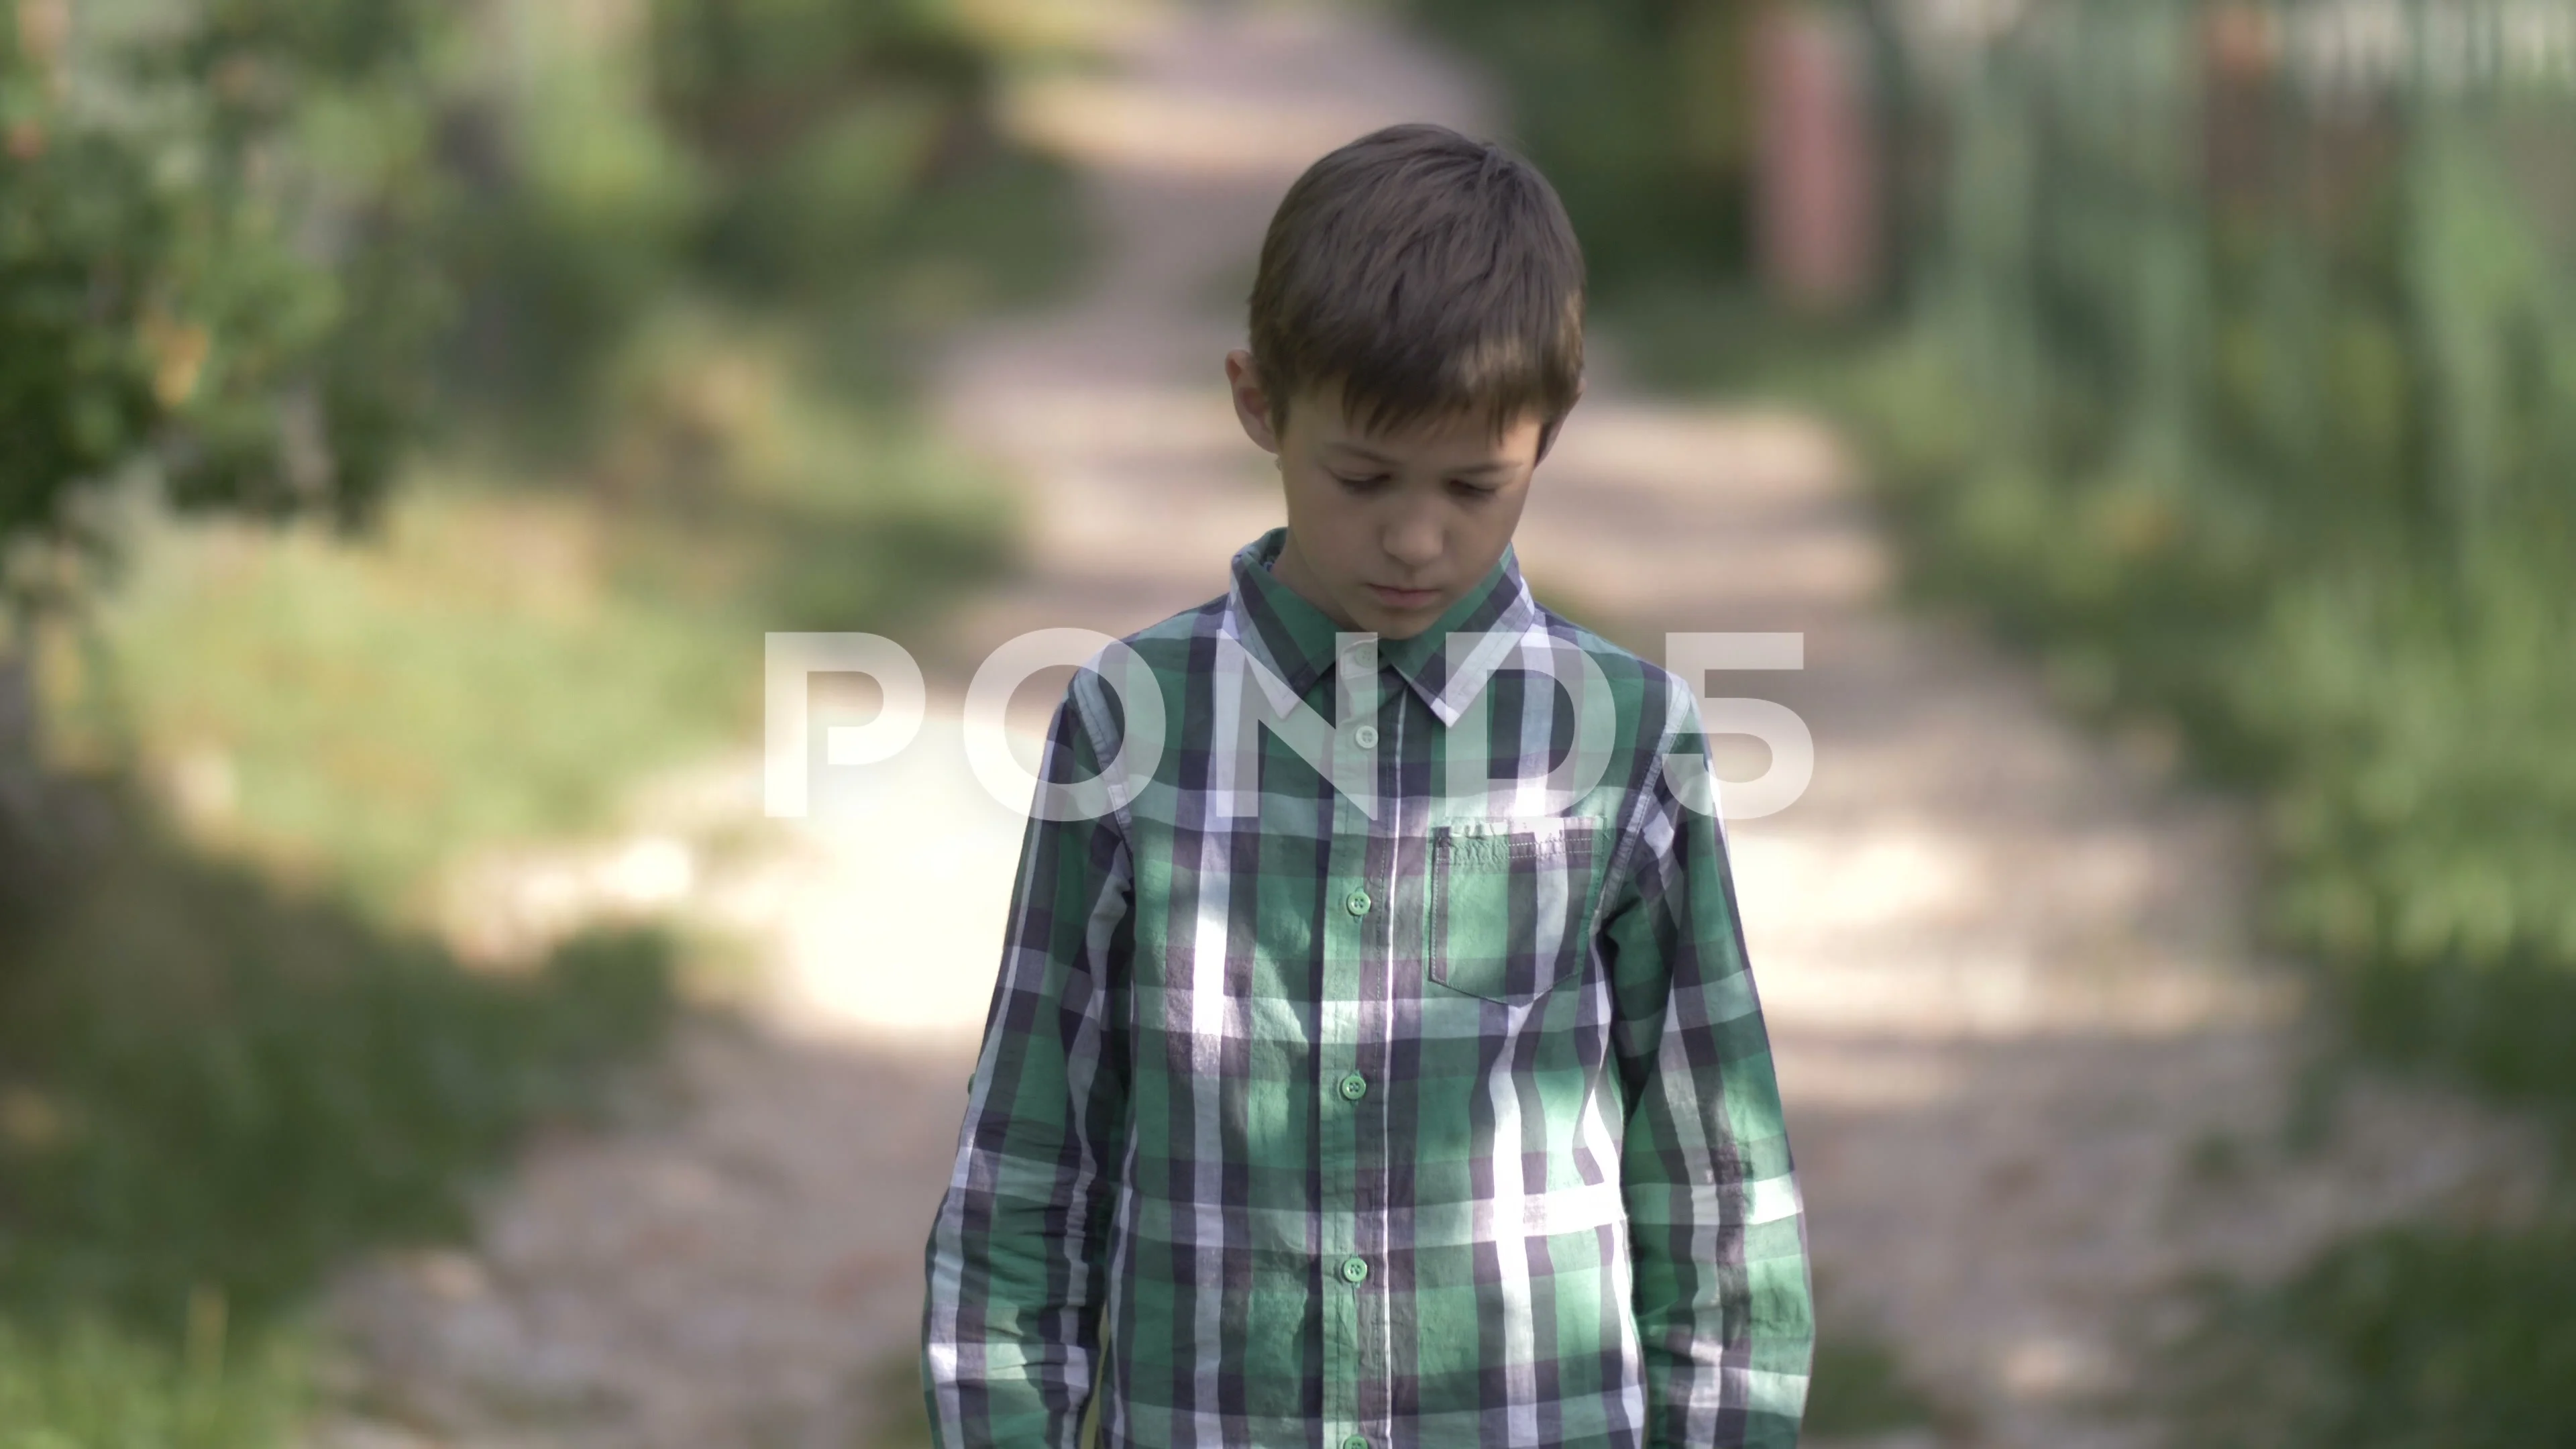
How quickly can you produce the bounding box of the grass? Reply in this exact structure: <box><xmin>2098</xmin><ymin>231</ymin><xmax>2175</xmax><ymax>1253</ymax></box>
<box><xmin>2163</xmin><ymin>1212</ymin><xmax>2576</xmax><ymax>1449</ymax></box>
<box><xmin>0</xmin><ymin>1305</ymin><xmax>315</xmax><ymax>1449</ymax></box>
<box><xmin>31</xmin><ymin>296</ymin><xmax>1024</xmax><ymax>931</ymax></box>
<box><xmin>861</xmin><ymin>1344</ymin><xmax>937</xmax><ymax>1449</ymax></box>
<box><xmin>1804</xmin><ymin>1328</ymin><xmax>1943</xmax><ymax>1441</ymax></box>
<box><xmin>33</xmin><ymin>476</ymin><xmax>744</xmax><ymax>923</ymax></box>
<box><xmin>0</xmin><ymin>771</ymin><xmax>684</xmax><ymax>1441</ymax></box>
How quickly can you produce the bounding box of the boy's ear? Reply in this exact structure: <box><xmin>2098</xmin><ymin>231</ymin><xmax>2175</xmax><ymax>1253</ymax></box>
<box><xmin>1225</xmin><ymin>349</ymin><xmax>1282</xmax><ymax>454</ymax></box>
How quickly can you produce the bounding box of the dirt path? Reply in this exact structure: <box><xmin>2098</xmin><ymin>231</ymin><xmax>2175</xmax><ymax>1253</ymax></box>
<box><xmin>309</xmin><ymin>3</ymin><xmax>2551</xmax><ymax>1446</ymax></box>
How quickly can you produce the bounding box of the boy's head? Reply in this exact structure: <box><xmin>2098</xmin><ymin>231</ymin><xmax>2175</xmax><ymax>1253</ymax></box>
<box><xmin>1225</xmin><ymin>123</ymin><xmax>1585</xmax><ymax>640</ymax></box>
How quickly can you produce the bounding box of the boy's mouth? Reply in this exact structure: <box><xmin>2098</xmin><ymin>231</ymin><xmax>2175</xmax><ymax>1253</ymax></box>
<box><xmin>1367</xmin><ymin>584</ymin><xmax>1441</xmax><ymax>608</ymax></box>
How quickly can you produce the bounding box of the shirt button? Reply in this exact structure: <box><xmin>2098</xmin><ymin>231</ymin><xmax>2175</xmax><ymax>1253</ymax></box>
<box><xmin>1354</xmin><ymin>724</ymin><xmax>1379</xmax><ymax>749</ymax></box>
<box><xmin>1338</xmin><ymin>1071</ymin><xmax>1368</xmax><ymax>1101</ymax></box>
<box><xmin>1345</xmin><ymin>888</ymin><xmax>1371</xmax><ymax>916</ymax></box>
<box><xmin>1344</xmin><ymin>1436</ymin><xmax>1369</xmax><ymax>1449</ymax></box>
<box><xmin>1340</xmin><ymin>1256</ymin><xmax>1369</xmax><ymax>1284</ymax></box>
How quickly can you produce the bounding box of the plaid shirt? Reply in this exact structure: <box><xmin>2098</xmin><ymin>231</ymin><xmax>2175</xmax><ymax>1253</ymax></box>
<box><xmin>923</xmin><ymin>525</ymin><xmax>1813</xmax><ymax>1448</ymax></box>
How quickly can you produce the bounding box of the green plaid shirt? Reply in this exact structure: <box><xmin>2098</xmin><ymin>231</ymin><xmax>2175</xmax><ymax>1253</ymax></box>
<box><xmin>923</xmin><ymin>525</ymin><xmax>1813</xmax><ymax>1448</ymax></box>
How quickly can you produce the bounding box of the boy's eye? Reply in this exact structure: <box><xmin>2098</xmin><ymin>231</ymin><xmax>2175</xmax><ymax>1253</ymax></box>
<box><xmin>1326</xmin><ymin>472</ymin><xmax>1497</xmax><ymax>498</ymax></box>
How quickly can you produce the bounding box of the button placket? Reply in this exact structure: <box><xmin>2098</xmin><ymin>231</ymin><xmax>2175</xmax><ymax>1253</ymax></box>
<box><xmin>1332</xmin><ymin>647</ymin><xmax>1390</xmax><ymax>1446</ymax></box>
<box><xmin>1318</xmin><ymin>810</ymin><xmax>1377</xmax><ymax>1442</ymax></box>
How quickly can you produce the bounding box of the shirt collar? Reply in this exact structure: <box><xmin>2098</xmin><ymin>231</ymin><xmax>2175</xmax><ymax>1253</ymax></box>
<box><xmin>1222</xmin><ymin>525</ymin><xmax>1540</xmax><ymax>727</ymax></box>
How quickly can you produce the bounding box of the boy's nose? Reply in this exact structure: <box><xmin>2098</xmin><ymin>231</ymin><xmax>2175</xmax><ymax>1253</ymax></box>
<box><xmin>1382</xmin><ymin>514</ymin><xmax>1446</xmax><ymax>572</ymax></box>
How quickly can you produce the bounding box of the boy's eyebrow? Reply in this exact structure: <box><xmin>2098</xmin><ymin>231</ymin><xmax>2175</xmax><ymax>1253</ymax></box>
<box><xmin>1326</xmin><ymin>441</ymin><xmax>1518</xmax><ymax>474</ymax></box>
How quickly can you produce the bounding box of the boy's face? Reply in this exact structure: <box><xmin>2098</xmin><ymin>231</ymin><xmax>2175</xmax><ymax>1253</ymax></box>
<box><xmin>1224</xmin><ymin>350</ymin><xmax>1560</xmax><ymax>641</ymax></box>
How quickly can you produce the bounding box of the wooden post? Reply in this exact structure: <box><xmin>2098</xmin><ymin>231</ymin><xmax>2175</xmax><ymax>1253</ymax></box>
<box><xmin>1753</xmin><ymin>1</ymin><xmax>1883</xmax><ymax>315</ymax></box>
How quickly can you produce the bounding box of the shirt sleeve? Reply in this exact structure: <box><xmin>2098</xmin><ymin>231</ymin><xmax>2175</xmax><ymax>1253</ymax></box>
<box><xmin>922</xmin><ymin>674</ymin><xmax>1136</xmax><ymax>1449</ymax></box>
<box><xmin>1602</xmin><ymin>685</ymin><xmax>1815</xmax><ymax>1448</ymax></box>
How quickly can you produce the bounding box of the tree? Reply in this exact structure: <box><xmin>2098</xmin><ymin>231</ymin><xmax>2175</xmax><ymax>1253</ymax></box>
<box><xmin>0</xmin><ymin>0</ymin><xmax>447</xmax><ymax>899</ymax></box>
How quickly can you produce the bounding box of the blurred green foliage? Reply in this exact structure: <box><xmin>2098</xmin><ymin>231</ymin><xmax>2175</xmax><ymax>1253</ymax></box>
<box><xmin>1428</xmin><ymin>2</ymin><xmax>2576</xmax><ymax>1438</ymax></box>
<box><xmin>2169</xmin><ymin>1211</ymin><xmax>2576</xmax><ymax>1448</ymax></box>
<box><xmin>1837</xmin><ymin>0</ymin><xmax>2576</xmax><ymax>1111</ymax></box>
<box><xmin>1</xmin><ymin>0</ymin><xmax>1085</xmax><ymax>1438</ymax></box>
<box><xmin>0</xmin><ymin>0</ymin><xmax>448</xmax><ymax>570</ymax></box>
<box><xmin>0</xmin><ymin>1304</ymin><xmax>313</xmax><ymax>1449</ymax></box>
<box><xmin>11</xmin><ymin>0</ymin><xmax>1077</xmax><ymax>906</ymax></box>
<box><xmin>3</xmin><ymin>0</ymin><xmax>1081</xmax><ymax>551</ymax></box>
<box><xmin>1400</xmin><ymin>0</ymin><xmax>1757</xmax><ymax>297</ymax></box>
<box><xmin>1809</xmin><ymin>9</ymin><xmax>2576</xmax><ymax>1440</ymax></box>
<box><xmin>1803</xmin><ymin>1328</ymin><xmax>1941</xmax><ymax>1438</ymax></box>
<box><xmin>437</xmin><ymin>0</ymin><xmax>1080</xmax><ymax>451</ymax></box>
<box><xmin>648</xmin><ymin>0</ymin><xmax>993</xmax><ymax>296</ymax></box>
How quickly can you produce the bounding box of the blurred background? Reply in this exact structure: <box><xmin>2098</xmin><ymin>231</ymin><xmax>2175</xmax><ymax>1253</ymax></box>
<box><xmin>1</xmin><ymin>0</ymin><xmax>2571</xmax><ymax>1445</ymax></box>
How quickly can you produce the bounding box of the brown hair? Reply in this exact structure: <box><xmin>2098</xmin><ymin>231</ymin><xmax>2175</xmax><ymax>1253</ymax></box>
<box><xmin>1246</xmin><ymin>122</ymin><xmax>1585</xmax><ymax>455</ymax></box>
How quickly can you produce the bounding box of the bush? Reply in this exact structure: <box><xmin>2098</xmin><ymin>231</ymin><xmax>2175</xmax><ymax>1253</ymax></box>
<box><xmin>1823</xmin><ymin>2</ymin><xmax>2576</xmax><ymax>1112</ymax></box>
<box><xmin>2171</xmin><ymin>1214</ymin><xmax>2576</xmax><ymax>1449</ymax></box>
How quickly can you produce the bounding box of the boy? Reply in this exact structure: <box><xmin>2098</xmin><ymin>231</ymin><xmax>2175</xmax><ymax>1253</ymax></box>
<box><xmin>924</xmin><ymin>123</ymin><xmax>1813</xmax><ymax>1448</ymax></box>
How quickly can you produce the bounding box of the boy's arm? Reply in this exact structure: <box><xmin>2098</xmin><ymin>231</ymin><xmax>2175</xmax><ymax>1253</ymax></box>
<box><xmin>1603</xmin><ymin>688</ymin><xmax>1815</xmax><ymax>1448</ymax></box>
<box><xmin>923</xmin><ymin>676</ymin><xmax>1135</xmax><ymax>1449</ymax></box>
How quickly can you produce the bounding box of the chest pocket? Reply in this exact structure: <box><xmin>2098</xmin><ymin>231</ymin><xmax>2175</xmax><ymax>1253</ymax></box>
<box><xmin>1424</xmin><ymin>815</ymin><xmax>1607</xmax><ymax>1005</ymax></box>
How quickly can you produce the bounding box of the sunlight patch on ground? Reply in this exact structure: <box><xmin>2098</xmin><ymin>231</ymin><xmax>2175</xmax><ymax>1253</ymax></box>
<box><xmin>1733</xmin><ymin>824</ymin><xmax>2304</xmax><ymax>1039</ymax></box>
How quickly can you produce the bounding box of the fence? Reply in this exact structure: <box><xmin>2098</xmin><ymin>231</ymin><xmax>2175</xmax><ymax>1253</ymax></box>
<box><xmin>1880</xmin><ymin>0</ymin><xmax>2576</xmax><ymax>570</ymax></box>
